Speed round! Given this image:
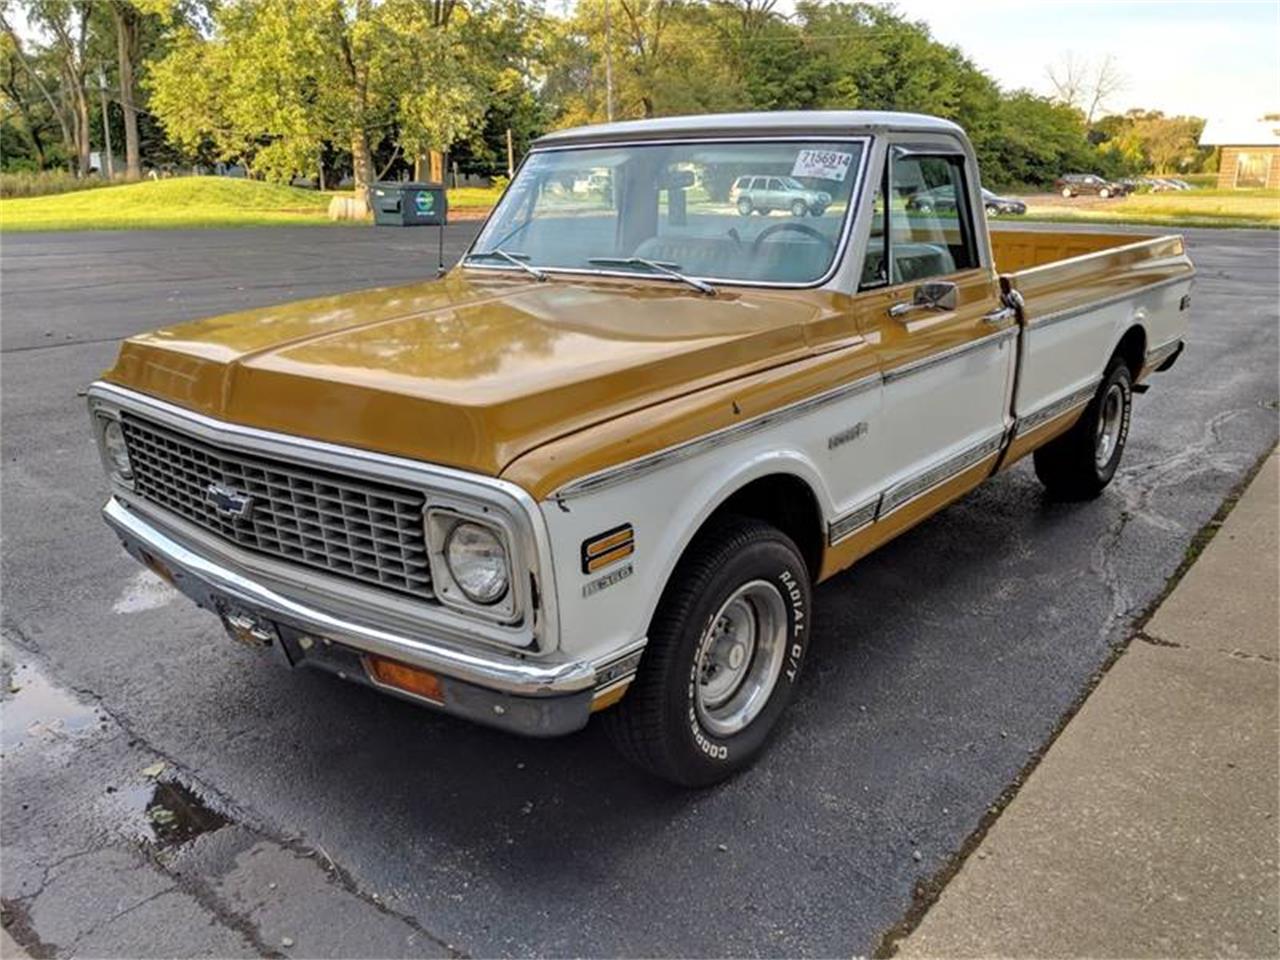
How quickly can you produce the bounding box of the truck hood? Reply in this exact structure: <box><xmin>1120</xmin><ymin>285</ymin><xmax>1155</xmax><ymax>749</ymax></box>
<box><xmin>105</xmin><ymin>271</ymin><xmax>828</xmax><ymax>478</ymax></box>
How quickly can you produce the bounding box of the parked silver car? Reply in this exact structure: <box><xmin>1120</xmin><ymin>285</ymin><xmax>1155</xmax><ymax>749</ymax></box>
<box><xmin>731</xmin><ymin>175</ymin><xmax>831</xmax><ymax>217</ymax></box>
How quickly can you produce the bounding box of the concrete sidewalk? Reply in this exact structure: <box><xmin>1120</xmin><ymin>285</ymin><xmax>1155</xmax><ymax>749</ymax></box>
<box><xmin>901</xmin><ymin>450</ymin><xmax>1279</xmax><ymax>959</ymax></box>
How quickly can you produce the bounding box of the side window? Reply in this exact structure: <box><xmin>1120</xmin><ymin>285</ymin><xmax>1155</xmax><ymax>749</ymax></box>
<box><xmin>888</xmin><ymin>153</ymin><xmax>978</xmax><ymax>284</ymax></box>
<box><xmin>768</xmin><ymin>177</ymin><xmax>784</xmax><ymax>191</ymax></box>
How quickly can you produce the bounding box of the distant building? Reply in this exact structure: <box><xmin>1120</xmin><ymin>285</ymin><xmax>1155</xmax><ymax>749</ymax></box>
<box><xmin>1198</xmin><ymin>114</ymin><xmax>1280</xmax><ymax>189</ymax></box>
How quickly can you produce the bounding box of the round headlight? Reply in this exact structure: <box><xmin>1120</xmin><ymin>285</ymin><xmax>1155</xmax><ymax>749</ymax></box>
<box><xmin>102</xmin><ymin>418</ymin><xmax>133</xmax><ymax>480</ymax></box>
<box><xmin>444</xmin><ymin>522</ymin><xmax>509</xmax><ymax>605</ymax></box>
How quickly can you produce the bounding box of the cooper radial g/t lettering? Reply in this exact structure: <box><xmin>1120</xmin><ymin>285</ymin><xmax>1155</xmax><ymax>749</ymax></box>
<box><xmin>90</xmin><ymin>111</ymin><xmax>1192</xmax><ymax>785</ymax></box>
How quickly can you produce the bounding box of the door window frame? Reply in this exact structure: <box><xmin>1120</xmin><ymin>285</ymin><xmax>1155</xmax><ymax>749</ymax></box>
<box><xmin>860</xmin><ymin>144</ymin><xmax>982</xmax><ymax>292</ymax></box>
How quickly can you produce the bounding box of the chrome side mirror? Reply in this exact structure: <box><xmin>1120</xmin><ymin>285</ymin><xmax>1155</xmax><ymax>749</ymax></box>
<box><xmin>889</xmin><ymin>280</ymin><xmax>958</xmax><ymax>318</ymax></box>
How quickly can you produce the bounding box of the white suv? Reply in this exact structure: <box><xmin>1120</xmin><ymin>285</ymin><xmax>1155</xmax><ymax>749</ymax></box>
<box><xmin>731</xmin><ymin>175</ymin><xmax>831</xmax><ymax>217</ymax></box>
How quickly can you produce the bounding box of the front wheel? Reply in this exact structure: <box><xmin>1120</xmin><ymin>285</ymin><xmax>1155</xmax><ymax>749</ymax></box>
<box><xmin>736</xmin><ymin>197</ymin><xmax>753</xmax><ymax>216</ymax></box>
<box><xmin>1061</xmin><ymin>187</ymin><xmax>1074</xmax><ymax>198</ymax></box>
<box><xmin>602</xmin><ymin>516</ymin><xmax>811</xmax><ymax>787</ymax></box>
<box><xmin>1034</xmin><ymin>357</ymin><xmax>1132</xmax><ymax>500</ymax></box>
<box><xmin>986</xmin><ymin>204</ymin><xmax>1000</xmax><ymax>216</ymax></box>
<box><xmin>791</xmin><ymin>199</ymin><xmax>808</xmax><ymax>217</ymax></box>
<box><xmin>1099</xmin><ymin>187</ymin><xmax>1111</xmax><ymax>198</ymax></box>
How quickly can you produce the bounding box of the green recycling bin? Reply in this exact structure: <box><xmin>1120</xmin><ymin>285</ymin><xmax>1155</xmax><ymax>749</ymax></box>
<box><xmin>372</xmin><ymin>181</ymin><xmax>448</xmax><ymax>227</ymax></box>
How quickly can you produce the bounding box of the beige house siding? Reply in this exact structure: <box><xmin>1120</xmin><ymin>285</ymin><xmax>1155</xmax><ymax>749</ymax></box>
<box><xmin>1215</xmin><ymin>146</ymin><xmax>1280</xmax><ymax>189</ymax></box>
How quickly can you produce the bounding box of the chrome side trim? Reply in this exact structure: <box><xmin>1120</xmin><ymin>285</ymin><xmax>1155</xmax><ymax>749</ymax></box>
<box><xmin>1145</xmin><ymin>337</ymin><xmax>1183</xmax><ymax>369</ymax></box>
<box><xmin>1023</xmin><ymin>273</ymin><xmax>1194</xmax><ymax>330</ymax></box>
<box><xmin>1010</xmin><ymin>236</ymin><xmax>1185</xmax><ymax>280</ymax></box>
<box><xmin>828</xmin><ymin>497</ymin><xmax>880</xmax><ymax>545</ymax></box>
<box><xmin>592</xmin><ymin>640</ymin><xmax>647</xmax><ymax>689</ymax></box>
<box><xmin>879</xmin><ymin>431</ymin><xmax>1004</xmax><ymax>518</ymax></box>
<box><xmin>88</xmin><ymin>382</ymin><xmax>559</xmax><ymax>652</ymax></box>
<box><xmin>553</xmin><ymin>369</ymin><xmax>883</xmax><ymax>500</ymax></box>
<box><xmin>1014</xmin><ymin>379</ymin><xmax>1101</xmax><ymax>438</ymax></box>
<box><xmin>882</xmin><ymin>327</ymin><xmax>1017</xmax><ymax>384</ymax></box>
<box><xmin>463</xmin><ymin>135</ymin><xmax>871</xmax><ymax>293</ymax></box>
<box><xmin>103</xmin><ymin>497</ymin><xmax>593</xmax><ymax>696</ymax></box>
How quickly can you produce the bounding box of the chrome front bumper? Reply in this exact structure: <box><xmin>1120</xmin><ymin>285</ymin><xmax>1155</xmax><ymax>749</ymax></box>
<box><xmin>104</xmin><ymin>497</ymin><xmax>632</xmax><ymax>737</ymax></box>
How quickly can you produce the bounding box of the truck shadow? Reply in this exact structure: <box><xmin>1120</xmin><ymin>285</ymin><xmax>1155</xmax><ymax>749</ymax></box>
<box><xmin>210</xmin><ymin>459</ymin><xmax>1120</xmax><ymax>953</ymax></box>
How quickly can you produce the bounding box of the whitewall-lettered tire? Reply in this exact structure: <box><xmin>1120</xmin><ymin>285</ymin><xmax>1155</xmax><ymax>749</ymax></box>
<box><xmin>602</xmin><ymin>515</ymin><xmax>812</xmax><ymax>787</ymax></box>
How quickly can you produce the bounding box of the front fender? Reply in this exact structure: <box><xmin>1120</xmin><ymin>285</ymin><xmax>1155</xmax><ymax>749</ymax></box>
<box><xmin>537</xmin><ymin>445</ymin><xmax>833</xmax><ymax>666</ymax></box>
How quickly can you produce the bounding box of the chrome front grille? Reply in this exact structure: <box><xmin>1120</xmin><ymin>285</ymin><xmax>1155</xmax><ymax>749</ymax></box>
<box><xmin>119</xmin><ymin>415</ymin><xmax>434</xmax><ymax>600</ymax></box>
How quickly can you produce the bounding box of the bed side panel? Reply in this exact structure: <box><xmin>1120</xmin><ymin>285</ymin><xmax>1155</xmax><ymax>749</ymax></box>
<box><xmin>1002</xmin><ymin>234</ymin><xmax>1193</xmax><ymax>452</ymax></box>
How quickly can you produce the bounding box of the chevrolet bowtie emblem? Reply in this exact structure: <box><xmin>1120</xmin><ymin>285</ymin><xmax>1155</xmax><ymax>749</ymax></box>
<box><xmin>206</xmin><ymin>482</ymin><xmax>255</xmax><ymax>519</ymax></box>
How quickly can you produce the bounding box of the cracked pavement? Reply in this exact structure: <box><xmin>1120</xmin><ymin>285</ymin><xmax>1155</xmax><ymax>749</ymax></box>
<box><xmin>2</xmin><ymin>224</ymin><xmax>1277</xmax><ymax>957</ymax></box>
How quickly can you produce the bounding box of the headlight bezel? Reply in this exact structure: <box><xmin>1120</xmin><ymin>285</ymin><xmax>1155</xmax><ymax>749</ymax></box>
<box><xmin>425</xmin><ymin>501</ymin><xmax>521</xmax><ymax>624</ymax></box>
<box><xmin>93</xmin><ymin>411</ymin><xmax>135</xmax><ymax>487</ymax></box>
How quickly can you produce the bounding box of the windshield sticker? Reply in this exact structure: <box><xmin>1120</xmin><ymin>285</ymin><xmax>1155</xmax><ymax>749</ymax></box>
<box><xmin>791</xmin><ymin>149</ymin><xmax>854</xmax><ymax>181</ymax></box>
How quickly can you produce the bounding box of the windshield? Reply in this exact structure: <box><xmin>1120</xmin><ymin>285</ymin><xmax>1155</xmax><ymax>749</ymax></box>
<box><xmin>470</xmin><ymin>140</ymin><xmax>865</xmax><ymax>286</ymax></box>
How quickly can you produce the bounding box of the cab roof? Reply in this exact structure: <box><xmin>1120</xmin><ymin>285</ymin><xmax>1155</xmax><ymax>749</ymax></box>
<box><xmin>533</xmin><ymin>111</ymin><xmax>964</xmax><ymax>148</ymax></box>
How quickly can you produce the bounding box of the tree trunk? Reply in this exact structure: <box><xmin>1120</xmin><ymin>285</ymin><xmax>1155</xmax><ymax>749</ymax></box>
<box><xmin>74</xmin><ymin>85</ymin><xmax>91</xmax><ymax>176</ymax></box>
<box><xmin>351</xmin><ymin>131</ymin><xmax>374</xmax><ymax>204</ymax></box>
<box><xmin>111</xmin><ymin>3</ymin><xmax>142</xmax><ymax>180</ymax></box>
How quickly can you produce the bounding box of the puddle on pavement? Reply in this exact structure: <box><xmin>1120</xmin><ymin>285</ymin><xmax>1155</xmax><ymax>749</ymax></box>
<box><xmin>113</xmin><ymin>779</ymin><xmax>230</xmax><ymax>849</ymax></box>
<box><xmin>1</xmin><ymin>661</ymin><xmax>104</xmax><ymax>751</ymax></box>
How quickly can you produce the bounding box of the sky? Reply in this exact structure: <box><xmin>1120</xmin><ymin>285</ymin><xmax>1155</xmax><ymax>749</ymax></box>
<box><xmin>846</xmin><ymin>0</ymin><xmax>1280</xmax><ymax>121</ymax></box>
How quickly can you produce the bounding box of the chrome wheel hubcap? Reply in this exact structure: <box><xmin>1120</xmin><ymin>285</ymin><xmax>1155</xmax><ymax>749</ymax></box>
<box><xmin>1095</xmin><ymin>382</ymin><xmax>1125</xmax><ymax>468</ymax></box>
<box><xmin>695</xmin><ymin>580</ymin><xmax>788</xmax><ymax>737</ymax></box>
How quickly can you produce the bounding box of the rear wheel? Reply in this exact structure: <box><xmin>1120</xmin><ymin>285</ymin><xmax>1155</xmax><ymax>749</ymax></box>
<box><xmin>602</xmin><ymin>516</ymin><xmax>811</xmax><ymax>787</ymax></box>
<box><xmin>986</xmin><ymin>204</ymin><xmax>1000</xmax><ymax>216</ymax></box>
<box><xmin>736</xmin><ymin>197</ymin><xmax>753</xmax><ymax>216</ymax></box>
<box><xmin>1061</xmin><ymin>187</ymin><xmax>1074</xmax><ymax>198</ymax></box>
<box><xmin>1034</xmin><ymin>357</ymin><xmax>1132</xmax><ymax>500</ymax></box>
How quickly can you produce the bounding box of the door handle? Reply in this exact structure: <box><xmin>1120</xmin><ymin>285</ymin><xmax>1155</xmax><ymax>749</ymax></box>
<box><xmin>983</xmin><ymin>306</ymin><xmax>1017</xmax><ymax>325</ymax></box>
<box><xmin>888</xmin><ymin>280</ymin><xmax>958</xmax><ymax>319</ymax></box>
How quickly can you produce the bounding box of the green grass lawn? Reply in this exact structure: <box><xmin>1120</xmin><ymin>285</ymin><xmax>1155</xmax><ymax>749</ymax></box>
<box><xmin>0</xmin><ymin>177</ymin><xmax>505</xmax><ymax>232</ymax></box>
<box><xmin>1022</xmin><ymin>189</ymin><xmax>1280</xmax><ymax>229</ymax></box>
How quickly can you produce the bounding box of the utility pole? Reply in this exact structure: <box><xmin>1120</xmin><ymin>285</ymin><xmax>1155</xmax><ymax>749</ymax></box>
<box><xmin>604</xmin><ymin>0</ymin><xmax>615</xmax><ymax>122</ymax></box>
<box><xmin>97</xmin><ymin>69</ymin><xmax>114</xmax><ymax>179</ymax></box>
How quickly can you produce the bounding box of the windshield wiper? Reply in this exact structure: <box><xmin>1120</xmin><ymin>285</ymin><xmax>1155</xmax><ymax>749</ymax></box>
<box><xmin>464</xmin><ymin>248</ymin><xmax>547</xmax><ymax>282</ymax></box>
<box><xmin>587</xmin><ymin>257</ymin><xmax>716</xmax><ymax>296</ymax></box>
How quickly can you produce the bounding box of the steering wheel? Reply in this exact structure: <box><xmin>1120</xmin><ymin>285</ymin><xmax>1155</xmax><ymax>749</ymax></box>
<box><xmin>751</xmin><ymin>221</ymin><xmax>835</xmax><ymax>255</ymax></box>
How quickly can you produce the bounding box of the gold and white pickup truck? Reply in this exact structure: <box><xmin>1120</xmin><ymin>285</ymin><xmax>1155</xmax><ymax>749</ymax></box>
<box><xmin>90</xmin><ymin>112</ymin><xmax>1192</xmax><ymax>785</ymax></box>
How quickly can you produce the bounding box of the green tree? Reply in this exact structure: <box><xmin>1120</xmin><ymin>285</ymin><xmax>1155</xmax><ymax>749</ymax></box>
<box><xmin>148</xmin><ymin>0</ymin><xmax>486</xmax><ymax>200</ymax></box>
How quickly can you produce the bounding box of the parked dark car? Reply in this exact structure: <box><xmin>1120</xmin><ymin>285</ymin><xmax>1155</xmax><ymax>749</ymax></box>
<box><xmin>904</xmin><ymin>185</ymin><xmax>1026</xmax><ymax>216</ymax></box>
<box><xmin>1054</xmin><ymin>174</ymin><xmax>1128</xmax><ymax>198</ymax></box>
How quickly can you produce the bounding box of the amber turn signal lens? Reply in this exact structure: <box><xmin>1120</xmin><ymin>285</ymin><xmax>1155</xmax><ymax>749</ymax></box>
<box><xmin>364</xmin><ymin>655</ymin><xmax>445</xmax><ymax>704</ymax></box>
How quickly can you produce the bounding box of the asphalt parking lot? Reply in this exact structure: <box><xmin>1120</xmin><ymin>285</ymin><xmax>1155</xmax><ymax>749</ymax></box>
<box><xmin>2</xmin><ymin>222</ymin><xmax>1277</xmax><ymax>958</ymax></box>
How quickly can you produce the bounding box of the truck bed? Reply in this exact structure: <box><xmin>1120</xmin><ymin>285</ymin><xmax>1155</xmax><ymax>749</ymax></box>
<box><xmin>991</xmin><ymin>228</ymin><xmax>1194</xmax><ymax>457</ymax></box>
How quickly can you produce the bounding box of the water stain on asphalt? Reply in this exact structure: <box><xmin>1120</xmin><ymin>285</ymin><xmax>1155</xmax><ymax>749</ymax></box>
<box><xmin>1</xmin><ymin>661</ymin><xmax>103</xmax><ymax>751</ymax></box>
<box><xmin>112</xmin><ymin>567</ymin><xmax>178</xmax><ymax>614</ymax></box>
